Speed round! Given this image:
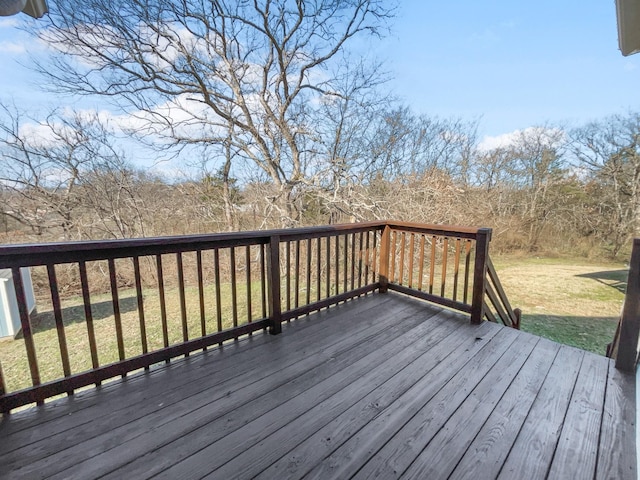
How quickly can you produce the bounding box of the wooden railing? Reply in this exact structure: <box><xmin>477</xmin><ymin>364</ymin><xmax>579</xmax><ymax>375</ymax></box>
<box><xmin>380</xmin><ymin>223</ymin><xmax>520</xmax><ymax>329</ymax></box>
<box><xmin>607</xmin><ymin>238</ymin><xmax>640</xmax><ymax>372</ymax></box>
<box><xmin>484</xmin><ymin>257</ymin><xmax>521</xmax><ymax>329</ymax></box>
<box><xmin>0</xmin><ymin>221</ymin><xmax>517</xmax><ymax>412</ymax></box>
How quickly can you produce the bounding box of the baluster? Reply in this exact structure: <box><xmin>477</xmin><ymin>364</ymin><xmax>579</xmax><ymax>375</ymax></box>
<box><xmin>230</xmin><ymin>247</ymin><xmax>238</xmax><ymax>330</ymax></box>
<box><xmin>156</xmin><ymin>255</ymin><xmax>170</xmax><ymax>351</ymax></box>
<box><xmin>79</xmin><ymin>261</ymin><xmax>99</xmax><ymax>372</ymax></box>
<box><xmin>46</xmin><ymin>265</ymin><xmax>72</xmax><ymax>388</ymax></box>
<box><xmin>418</xmin><ymin>235</ymin><xmax>426</xmax><ymax>291</ymax></box>
<box><xmin>196</xmin><ymin>250</ymin><xmax>206</xmax><ymax>339</ymax></box>
<box><xmin>108</xmin><ymin>259</ymin><xmax>125</xmax><ymax>364</ymax></box>
<box><xmin>132</xmin><ymin>257</ymin><xmax>148</xmax><ymax>357</ymax></box>
<box><xmin>441</xmin><ymin>238</ymin><xmax>449</xmax><ymax>298</ymax></box>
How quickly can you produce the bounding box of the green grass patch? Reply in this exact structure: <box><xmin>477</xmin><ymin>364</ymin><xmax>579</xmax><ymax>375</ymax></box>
<box><xmin>492</xmin><ymin>255</ymin><xmax>627</xmax><ymax>355</ymax></box>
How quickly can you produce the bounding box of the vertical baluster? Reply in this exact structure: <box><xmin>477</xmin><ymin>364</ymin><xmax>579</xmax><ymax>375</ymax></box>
<box><xmin>364</xmin><ymin>231</ymin><xmax>371</xmax><ymax>286</ymax></box>
<box><xmin>418</xmin><ymin>235</ymin><xmax>426</xmax><ymax>291</ymax></box>
<box><xmin>350</xmin><ymin>232</ymin><xmax>356</xmax><ymax>291</ymax></box>
<box><xmin>326</xmin><ymin>235</ymin><xmax>331</xmax><ymax>298</ymax></box>
<box><xmin>246</xmin><ymin>245</ymin><xmax>252</xmax><ymax>326</ymax></box>
<box><xmin>389</xmin><ymin>230</ymin><xmax>397</xmax><ymax>284</ymax></box>
<box><xmin>398</xmin><ymin>232</ymin><xmax>406</xmax><ymax>285</ymax></box>
<box><xmin>197</xmin><ymin>251</ymin><xmax>206</xmax><ymax>340</ymax></box>
<box><xmin>335</xmin><ymin>235</ymin><xmax>340</xmax><ymax>296</ymax></box>
<box><xmin>343</xmin><ymin>234</ymin><xmax>348</xmax><ymax>293</ymax></box>
<box><xmin>176</xmin><ymin>253</ymin><xmax>189</xmax><ymax>357</ymax></box>
<box><xmin>12</xmin><ymin>268</ymin><xmax>40</xmax><ymax>397</ymax></box>
<box><xmin>260</xmin><ymin>244</ymin><xmax>267</xmax><ymax>320</ymax></box>
<box><xmin>357</xmin><ymin>231</ymin><xmax>364</xmax><ymax>289</ymax></box>
<box><xmin>47</xmin><ymin>265</ymin><xmax>72</xmax><ymax>393</ymax></box>
<box><xmin>108</xmin><ymin>259</ymin><xmax>125</xmax><ymax>363</ymax></box>
<box><xmin>285</xmin><ymin>241</ymin><xmax>291</xmax><ymax>313</ymax></box>
<box><xmin>408</xmin><ymin>233</ymin><xmax>415</xmax><ymax>288</ymax></box>
<box><xmin>306</xmin><ymin>238</ymin><xmax>312</xmax><ymax>306</ymax></box>
<box><xmin>132</xmin><ymin>257</ymin><xmax>148</xmax><ymax>357</ymax></box>
<box><xmin>441</xmin><ymin>238</ymin><xmax>449</xmax><ymax>298</ymax></box>
<box><xmin>156</xmin><ymin>255</ymin><xmax>170</xmax><ymax>352</ymax></box>
<box><xmin>294</xmin><ymin>240</ymin><xmax>301</xmax><ymax>309</ymax></box>
<box><xmin>453</xmin><ymin>239</ymin><xmax>462</xmax><ymax>301</ymax></box>
<box><xmin>463</xmin><ymin>240</ymin><xmax>472</xmax><ymax>304</ymax></box>
<box><xmin>230</xmin><ymin>247</ymin><xmax>238</xmax><ymax>329</ymax></box>
<box><xmin>213</xmin><ymin>249</ymin><xmax>223</xmax><ymax>335</ymax></box>
<box><xmin>429</xmin><ymin>236</ymin><xmax>436</xmax><ymax>294</ymax></box>
<box><xmin>371</xmin><ymin>230</ymin><xmax>378</xmax><ymax>285</ymax></box>
<box><xmin>79</xmin><ymin>261</ymin><xmax>99</xmax><ymax>372</ymax></box>
<box><xmin>316</xmin><ymin>237</ymin><xmax>321</xmax><ymax>302</ymax></box>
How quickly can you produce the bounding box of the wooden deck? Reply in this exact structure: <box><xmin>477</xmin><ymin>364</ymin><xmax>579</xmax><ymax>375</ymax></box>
<box><xmin>0</xmin><ymin>292</ymin><xmax>636</xmax><ymax>479</ymax></box>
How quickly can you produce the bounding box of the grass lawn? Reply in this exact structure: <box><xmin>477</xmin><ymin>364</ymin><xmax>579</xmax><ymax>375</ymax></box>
<box><xmin>492</xmin><ymin>255</ymin><xmax>627</xmax><ymax>355</ymax></box>
<box><xmin>0</xmin><ymin>281</ymin><xmax>271</xmax><ymax>394</ymax></box>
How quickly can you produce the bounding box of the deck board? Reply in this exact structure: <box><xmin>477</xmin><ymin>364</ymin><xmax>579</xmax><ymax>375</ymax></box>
<box><xmin>399</xmin><ymin>333</ymin><xmax>541</xmax><ymax>479</ymax></box>
<box><xmin>448</xmin><ymin>338</ymin><xmax>561</xmax><ymax>480</ymax></box>
<box><xmin>548</xmin><ymin>352</ymin><xmax>609</xmax><ymax>479</ymax></box>
<box><xmin>0</xmin><ymin>292</ymin><xmax>635</xmax><ymax>480</ymax></box>
<box><xmin>496</xmin><ymin>345</ymin><xmax>585</xmax><ymax>479</ymax></box>
<box><xmin>596</xmin><ymin>363</ymin><xmax>637</xmax><ymax>480</ymax></box>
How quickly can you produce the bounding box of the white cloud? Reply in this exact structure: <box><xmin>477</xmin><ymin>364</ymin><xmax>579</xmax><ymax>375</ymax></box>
<box><xmin>478</xmin><ymin>126</ymin><xmax>565</xmax><ymax>152</ymax></box>
<box><xmin>0</xmin><ymin>18</ymin><xmax>20</xmax><ymax>28</ymax></box>
<box><xmin>478</xmin><ymin>130</ymin><xmax>521</xmax><ymax>151</ymax></box>
<box><xmin>17</xmin><ymin>121</ymin><xmax>59</xmax><ymax>147</ymax></box>
<box><xmin>0</xmin><ymin>41</ymin><xmax>25</xmax><ymax>54</ymax></box>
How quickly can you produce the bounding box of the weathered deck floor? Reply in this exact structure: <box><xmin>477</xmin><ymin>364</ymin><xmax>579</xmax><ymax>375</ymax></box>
<box><xmin>0</xmin><ymin>292</ymin><xmax>636</xmax><ymax>479</ymax></box>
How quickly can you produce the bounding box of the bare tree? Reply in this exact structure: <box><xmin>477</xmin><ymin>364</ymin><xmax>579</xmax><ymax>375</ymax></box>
<box><xmin>570</xmin><ymin>112</ymin><xmax>640</xmax><ymax>256</ymax></box>
<box><xmin>30</xmin><ymin>0</ymin><xmax>394</xmax><ymax>226</ymax></box>
<box><xmin>0</xmin><ymin>104</ymin><xmax>130</xmax><ymax>239</ymax></box>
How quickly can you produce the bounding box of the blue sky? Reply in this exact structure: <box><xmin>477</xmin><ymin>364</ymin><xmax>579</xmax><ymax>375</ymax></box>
<box><xmin>0</xmin><ymin>0</ymin><xmax>638</xmax><ymax>148</ymax></box>
<box><xmin>377</xmin><ymin>0</ymin><xmax>639</xmax><ymax>138</ymax></box>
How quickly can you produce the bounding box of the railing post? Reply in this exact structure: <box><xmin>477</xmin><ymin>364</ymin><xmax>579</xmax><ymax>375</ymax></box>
<box><xmin>0</xmin><ymin>359</ymin><xmax>6</xmax><ymax>407</ymax></box>
<box><xmin>615</xmin><ymin>238</ymin><xmax>640</xmax><ymax>372</ymax></box>
<box><xmin>379</xmin><ymin>225</ymin><xmax>391</xmax><ymax>293</ymax></box>
<box><xmin>267</xmin><ymin>235</ymin><xmax>282</xmax><ymax>335</ymax></box>
<box><xmin>470</xmin><ymin>228</ymin><xmax>492</xmax><ymax>325</ymax></box>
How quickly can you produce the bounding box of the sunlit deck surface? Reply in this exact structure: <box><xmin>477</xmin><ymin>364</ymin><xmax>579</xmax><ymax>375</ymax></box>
<box><xmin>0</xmin><ymin>292</ymin><xmax>636</xmax><ymax>479</ymax></box>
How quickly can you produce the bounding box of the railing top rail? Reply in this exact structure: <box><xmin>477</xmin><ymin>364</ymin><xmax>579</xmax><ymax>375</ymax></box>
<box><xmin>0</xmin><ymin>221</ymin><xmax>487</xmax><ymax>268</ymax></box>
<box><xmin>384</xmin><ymin>221</ymin><xmax>489</xmax><ymax>239</ymax></box>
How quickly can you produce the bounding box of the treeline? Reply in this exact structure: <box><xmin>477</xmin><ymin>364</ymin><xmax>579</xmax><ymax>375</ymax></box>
<box><xmin>1</xmin><ymin>0</ymin><xmax>636</xmax><ymax>259</ymax></box>
<box><xmin>0</xmin><ymin>104</ymin><xmax>638</xmax><ymax>259</ymax></box>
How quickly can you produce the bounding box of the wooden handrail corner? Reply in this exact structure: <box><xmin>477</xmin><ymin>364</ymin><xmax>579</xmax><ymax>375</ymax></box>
<box><xmin>470</xmin><ymin>228</ymin><xmax>492</xmax><ymax>324</ymax></box>
<box><xmin>379</xmin><ymin>225</ymin><xmax>391</xmax><ymax>293</ymax></box>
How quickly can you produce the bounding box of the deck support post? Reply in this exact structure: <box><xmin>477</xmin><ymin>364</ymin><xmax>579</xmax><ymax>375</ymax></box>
<box><xmin>267</xmin><ymin>235</ymin><xmax>282</xmax><ymax>335</ymax></box>
<box><xmin>470</xmin><ymin>228</ymin><xmax>491</xmax><ymax>325</ymax></box>
<box><xmin>379</xmin><ymin>225</ymin><xmax>391</xmax><ymax>293</ymax></box>
<box><xmin>615</xmin><ymin>238</ymin><xmax>640</xmax><ymax>371</ymax></box>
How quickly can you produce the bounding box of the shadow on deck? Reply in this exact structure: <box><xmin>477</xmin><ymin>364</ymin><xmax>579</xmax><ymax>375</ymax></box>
<box><xmin>0</xmin><ymin>292</ymin><xmax>636</xmax><ymax>479</ymax></box>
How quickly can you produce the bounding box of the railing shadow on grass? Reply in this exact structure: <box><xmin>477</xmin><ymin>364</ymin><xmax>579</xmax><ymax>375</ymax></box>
<box><xmin>575</xmin><ymin>269</ymin><xmax>629</xmax><ymax>295</ymax></box>
<box><xmin>21</xmin><ymin>297</ymin><xmax>139</xmax><ymax>337</ymax></box>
